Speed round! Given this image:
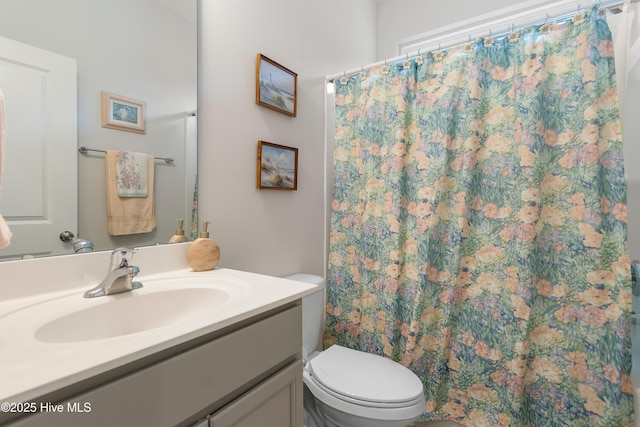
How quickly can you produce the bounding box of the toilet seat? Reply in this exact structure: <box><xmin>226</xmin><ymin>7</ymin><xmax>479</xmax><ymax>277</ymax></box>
<box><xmin>308</xmin><ymin>372</ymin><xmax>426</xmax><ymax>409</ymax></box>
<box><xmin>307</xmin><ymin>345</ymin><xmax>425</xmax><ymax>408</ymax></box>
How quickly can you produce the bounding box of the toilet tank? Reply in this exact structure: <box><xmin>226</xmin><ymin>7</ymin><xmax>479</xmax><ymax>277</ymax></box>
<box><xmin>284</xmin><ymin>274</ymin><xmax>325</xmax><ymax>358</ymax></box>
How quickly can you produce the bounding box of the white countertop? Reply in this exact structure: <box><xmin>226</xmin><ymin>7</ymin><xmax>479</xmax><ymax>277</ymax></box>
<box><xmin>0</xmin><ymin>244</ymin><xmax>319</xmax><ymax>405</ymax></box>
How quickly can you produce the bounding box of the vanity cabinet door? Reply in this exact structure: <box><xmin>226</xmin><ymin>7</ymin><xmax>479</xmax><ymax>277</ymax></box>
<box><xmin>209</xmin><ymin>360</ymin><xmax>303</xmax><ymax>427</ymax></box>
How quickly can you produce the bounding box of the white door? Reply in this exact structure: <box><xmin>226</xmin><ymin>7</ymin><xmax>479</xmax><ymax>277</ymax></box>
<box><xmin>0</xmin><ymin>36</ymin><xmax>77</xmax><ymax>260</ymax></box>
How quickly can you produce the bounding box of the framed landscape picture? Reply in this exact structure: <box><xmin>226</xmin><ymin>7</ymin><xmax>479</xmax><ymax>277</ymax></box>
<box><xmin>256</xmin><ymin>54</ymin><xmax>297</xmax><ymax>117</ymax></box>
<box><xmin>257</xmin><ymin>141</ymin><xmax>298</xmax><ymax>191</ymax></box>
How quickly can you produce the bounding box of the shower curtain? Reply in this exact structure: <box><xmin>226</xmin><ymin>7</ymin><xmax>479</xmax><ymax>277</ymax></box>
<box><xmin>326</xmin><ymin>8</ymin><xmax>633</xmax><ymax>426</ymax></box>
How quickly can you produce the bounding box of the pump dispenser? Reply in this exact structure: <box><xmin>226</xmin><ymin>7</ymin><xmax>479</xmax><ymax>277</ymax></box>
<box><xmin>168</xmin><ymin>219</ymin><xmax>189</xmax><ymax>243</ymax></box>
<box><xmin>186</xmin><ymin>220</ymin><xmax>221</xmax><ymax>271</ymax></box>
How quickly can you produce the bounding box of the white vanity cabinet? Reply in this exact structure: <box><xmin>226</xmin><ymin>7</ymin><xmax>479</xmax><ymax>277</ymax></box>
<box><xmin>6</xmin><ymin>303</ymin><xmax>303</xmax><ymax>427</ymax></box>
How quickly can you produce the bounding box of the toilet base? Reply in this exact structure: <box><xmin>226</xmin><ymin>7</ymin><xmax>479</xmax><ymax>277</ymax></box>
<box><xmin>304</xmin><ymin>384</ymin><xmax>331</xmax><ymax>427</ymax></box>
<box><xmin>303</xmin><ymin>383</ymin><xmax>419</xmax><ymax>427</ymax></box>
<box><xmin>317</xmin><ymin>397</ymin><xmax>418</xmax><ymax>427</ymax></box>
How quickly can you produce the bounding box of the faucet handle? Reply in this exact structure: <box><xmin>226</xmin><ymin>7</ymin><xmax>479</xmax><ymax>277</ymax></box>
<box><xmin>110</xmin><ymin>247</ymin><xmax>137</xmax><ymax>269</ymax></box>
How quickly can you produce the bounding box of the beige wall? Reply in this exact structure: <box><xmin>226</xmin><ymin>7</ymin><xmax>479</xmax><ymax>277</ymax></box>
<box><xmin>197</xmin><ymin>0</ymin><xmax>377</xmax><ymax>277</ymax></box>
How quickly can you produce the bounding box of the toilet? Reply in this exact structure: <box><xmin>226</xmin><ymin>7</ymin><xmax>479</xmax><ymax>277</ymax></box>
<box><xmin>286</xmin><ymin>274</ymin><xmax>426</xmax><ymax>427</ymax></box>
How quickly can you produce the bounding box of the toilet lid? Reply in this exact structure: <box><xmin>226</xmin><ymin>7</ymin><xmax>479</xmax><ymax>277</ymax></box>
<box><xmin>309</xmin><ymin>345</ymin><xmax>424</xmax><ymax>405</ymax></box>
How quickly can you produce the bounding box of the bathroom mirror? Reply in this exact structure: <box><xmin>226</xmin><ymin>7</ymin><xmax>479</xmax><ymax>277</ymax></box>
<box><xmin>0</xmin><ymin>0</ymin><xmax>197</xmax><ymax>260</ymax></box>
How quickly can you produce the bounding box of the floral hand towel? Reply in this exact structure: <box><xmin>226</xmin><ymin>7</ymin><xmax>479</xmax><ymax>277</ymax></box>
<box><xmin>105</xmin><ymin>150</ymin><xmax>156</xmax><ymax>235</ymax></box>
<box><xmin>115</xmin><ymin>150</ymin><xmax>148</xmax><ymax>197</ymax></box>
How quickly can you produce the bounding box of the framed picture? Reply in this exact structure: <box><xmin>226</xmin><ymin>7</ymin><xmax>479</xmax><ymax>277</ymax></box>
<box><xmin>257</xmin><ymin>141</ymin><xmax>298</xmax><ymax>191</ymax></box>
<box><xmin>101</xmin><ymin>91</ymin><xmax>146</xmax><ymax>134</ymax></box>
<box><xmin>256</xmin><ymin>54</ymin><xmax>297</xmax><ymax>117</ymax></box>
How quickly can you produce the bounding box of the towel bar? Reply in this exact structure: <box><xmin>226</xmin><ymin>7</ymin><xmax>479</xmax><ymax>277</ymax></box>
<box><xmin>78</xmin><ymin>146</ymin><xmax>174</xmax><ymax>164</ymax></box>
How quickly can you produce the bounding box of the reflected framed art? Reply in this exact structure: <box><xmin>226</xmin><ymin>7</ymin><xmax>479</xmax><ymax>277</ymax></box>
<box><xmin>101</xmin><ymin>91</ymin><xmax>146</xmax><ymax>134</ymax></box>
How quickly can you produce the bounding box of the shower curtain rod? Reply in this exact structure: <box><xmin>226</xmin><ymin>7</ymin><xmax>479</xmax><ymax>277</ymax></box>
<box><xmin>326</xmin><ymin>0</ymin><xmax>627</xmax><ymax>82</ymax></box>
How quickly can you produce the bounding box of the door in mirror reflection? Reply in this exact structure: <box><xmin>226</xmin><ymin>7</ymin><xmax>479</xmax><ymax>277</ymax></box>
<box><xmin>0</xmin><ymin>36</ymin><xmax>77</xmax><ymax>260</ymax></box>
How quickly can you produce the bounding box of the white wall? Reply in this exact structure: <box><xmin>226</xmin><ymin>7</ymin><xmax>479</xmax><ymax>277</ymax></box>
<box><xmin>623</xmin><ymin>4</ymin><xmax>640</xmax><ymax>260</ymax></box>
<box><xmin>0</xmin><ymin>0</ymin><xmax>197</xmax><ymax>252</ymax></box>
<box><xmin>377</xmin><ymin>0</ymin><xmax>525</xmax><ymax>58</ymax></box>
<box><xmin>627</xmin><ymin>89</ymin><xmax>640</xmax><ymax>260</ymax></box>
<box><xmin>198</xmin><ymin>0</ymin><xmax>377</xmax><ymax>277</ymax></box>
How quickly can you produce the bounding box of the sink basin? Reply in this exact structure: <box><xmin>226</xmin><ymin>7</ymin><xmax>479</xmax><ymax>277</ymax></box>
<box><xmin>31</xmin><ymin>277</ymin><xmax>239</xmax><ymax>343</ymax></box>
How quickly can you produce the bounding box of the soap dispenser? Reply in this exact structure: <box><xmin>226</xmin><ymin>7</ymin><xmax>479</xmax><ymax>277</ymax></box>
<box><xmin>186</xmin><ymin>220</ymin><xmax>221</xmax><ymax>271</ymax></box>
<box><xmin>168</xmin><ymin>219</ymin><xmax>189</xmax><ymax>243</ymax></box>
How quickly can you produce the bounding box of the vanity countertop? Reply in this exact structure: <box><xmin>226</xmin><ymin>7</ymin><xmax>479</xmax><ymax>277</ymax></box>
<box><xmin>0</xmin><ymin>244</ymin><xmax>319</xmax><ymax>406</ymax></box>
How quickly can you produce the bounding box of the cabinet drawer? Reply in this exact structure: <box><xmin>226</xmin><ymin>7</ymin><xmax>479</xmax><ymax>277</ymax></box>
<box><xmin>9</xmin><ymin>304</ymin><xmax>302</xmax><ymax>427</ymax></box>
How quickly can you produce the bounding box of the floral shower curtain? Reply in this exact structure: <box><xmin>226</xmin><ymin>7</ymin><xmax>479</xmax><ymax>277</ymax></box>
<box><xmin>326</xmin><ymin>8</ymin><xmax>633</xmax><ymax>426</ymax></box>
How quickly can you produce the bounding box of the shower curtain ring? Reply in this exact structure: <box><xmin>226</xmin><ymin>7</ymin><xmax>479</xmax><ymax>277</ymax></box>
<box><xmin>382</xmin><ymin>59</ymin><xmax>390</xmax><ymax>74</ymax></box>
<box><xmin>403</xmin><ymin>52</ymin><xmax>412</xmax><ymax>69</ymax></box>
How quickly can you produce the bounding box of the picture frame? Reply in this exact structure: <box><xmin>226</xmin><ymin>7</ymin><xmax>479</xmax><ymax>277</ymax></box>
<box><xmin>256</xmin><ymin>54</ymin><xmax>297</xmax><ymax>117</ymax></box>
<box><xmin>257</xmin><ymin>141</ymin><xmax>298</xmax><ymax>191</ymax></box>
<box><xmin>101</xmin><ymin>91</ymin><xmax>146</xmax><ymax>134</ymax></box>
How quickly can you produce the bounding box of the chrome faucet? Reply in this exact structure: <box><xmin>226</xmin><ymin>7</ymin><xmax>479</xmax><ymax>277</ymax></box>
<box><xmin>83</xmin><ymin>247</ymin><xmax>143</xmax><ymax>298</ymax></box>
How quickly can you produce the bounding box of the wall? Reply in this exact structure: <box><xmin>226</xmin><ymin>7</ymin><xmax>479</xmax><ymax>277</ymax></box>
<box><xmin>0</xmin><ymin>0</ymin><xmax>197</xmax><ymax>253</ymax></box>
<box><xmin>376</xmin><ymin>0</ymin><xmax>525</xmax><ymax>58</ymax></box>
<box><xmin>623</xmin><ymin>4</ymin><xmax>640</xmax><ymax>260</ymax></box>
<box><xmin>198</xmin><ymin>0</ymin><xmax>377</xmax><ymax>277</ymax></box>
